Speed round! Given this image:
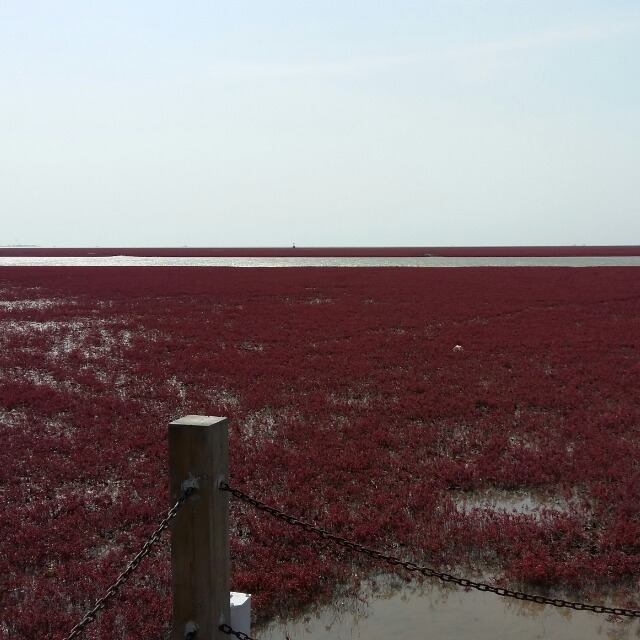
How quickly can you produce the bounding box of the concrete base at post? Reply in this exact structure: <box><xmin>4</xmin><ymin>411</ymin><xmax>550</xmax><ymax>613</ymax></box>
<box><xmin>230</xmin><ymin>592</ymin><xmax>251</xmax><ymax>636</ymax></box>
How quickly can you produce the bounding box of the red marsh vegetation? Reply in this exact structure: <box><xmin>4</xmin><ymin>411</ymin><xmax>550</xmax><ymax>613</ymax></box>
<box><xmin>1</xmin><ymin>266</ymin><xmax>640</xmax><ymax>639</ymax></box>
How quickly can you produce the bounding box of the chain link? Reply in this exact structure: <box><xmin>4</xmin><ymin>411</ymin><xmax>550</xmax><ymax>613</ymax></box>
<box><xmin>219</xmin><ymin>623</ymin><xmax>260</xmax><ymax>640</ymax></box>
<box><xmin>221</xmin><ymin>483</ymin><xmax>640</xmax><ymax>619</ymax></box>
<box><xmin>63</xmin><ymin>487</ymin><xmax>195</xmax><ymax>640</ymax></box>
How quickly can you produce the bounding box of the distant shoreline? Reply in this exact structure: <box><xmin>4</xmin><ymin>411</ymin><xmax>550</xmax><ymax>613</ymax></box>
<box><xmin>1</xmin><ymin>245</ymin><xmax>639</xmax><ymax>258</ymax></box>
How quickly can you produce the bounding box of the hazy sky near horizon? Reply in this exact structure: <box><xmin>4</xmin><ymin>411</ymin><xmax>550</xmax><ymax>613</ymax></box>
<box><xmin>1</xmin><ymin>2</ymin><xmax>639</xmax><ymax>248</ymax></box>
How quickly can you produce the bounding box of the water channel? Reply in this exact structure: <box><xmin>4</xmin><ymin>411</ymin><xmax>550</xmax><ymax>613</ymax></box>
<box><xmin>260</xmin><ymin>578</ymin><xmax>637</xmax><ymax>640</ymax></box>
<box><xmin>2</xmin><ymin>255</ymin><xmax>640</xmax><ymax>267</ymax></box>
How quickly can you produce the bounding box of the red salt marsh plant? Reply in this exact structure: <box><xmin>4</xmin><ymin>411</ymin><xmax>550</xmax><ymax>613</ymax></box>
<box><xmin>1</xmin><ymin>265</ymin><xmax>640</xmax><ymax>639</ymax></box>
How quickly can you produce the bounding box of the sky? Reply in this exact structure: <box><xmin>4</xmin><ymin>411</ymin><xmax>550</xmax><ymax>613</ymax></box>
<box><xmin>1</xmin><ymin>1</ymin><xmax>639</xmax><ymax>248</ymax></box>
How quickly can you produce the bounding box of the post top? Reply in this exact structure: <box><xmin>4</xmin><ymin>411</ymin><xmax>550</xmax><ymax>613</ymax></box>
<box><xmin>230</xmin><ymin>592</ymin><xmax>251</xmax><ymax>607</ymax></box>
<box><xmin>170</xmin><ymin>415</ymin><xmax>228</xmax><ymax>427</ymax></box>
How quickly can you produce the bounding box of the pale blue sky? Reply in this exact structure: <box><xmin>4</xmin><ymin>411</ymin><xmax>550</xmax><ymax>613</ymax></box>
<box><xmin>1</xmin><ymin>1</ymin><xmax>639</xmax><ymax>247</ymax></box>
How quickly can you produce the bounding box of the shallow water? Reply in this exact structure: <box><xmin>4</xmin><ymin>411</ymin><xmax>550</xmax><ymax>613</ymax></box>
<box><xmin>453</xmin><ymin>487</ymin><xmax>575</xmax><ymax>517</ymax></box>
<box><xmin>260</xmin><ymin>488</ymin><xmax>616</xmax><ymax>640</ymax></box>
<box><xmin>2</xmin><ymin>256</ymin><xmax>640</xmax><ymax>267</ymax></box>
<box><xmin>260</xmin><ymin>579</ymin><xmax>639</xmax><ymax>640</ymax></box>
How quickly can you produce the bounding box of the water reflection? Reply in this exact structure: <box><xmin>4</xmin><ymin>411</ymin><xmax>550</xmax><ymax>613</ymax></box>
<box><xmin>260</xmin><ymin>578</ymin><xmax>639</xmax><ymax>640</ymax></box>
<box><xmin>2</xmin><ymin>256</ymin><xmax>640</xmax><ymax>267</ymax></box>
<box><xmin>453</xmin><ymin>487</ymin><xmax>576</xmax><ymax>517</ymax></box>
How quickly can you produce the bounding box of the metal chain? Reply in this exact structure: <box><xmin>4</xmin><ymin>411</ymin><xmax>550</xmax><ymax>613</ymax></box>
<box><xmin>221</xmin><ymin>483</ymin><xmax>640</xmax><ymax>619</ymax></box>
<box><xmin>219</xmin><ymin>623</ymin><xmax>260</xmax><ymax>640</ymax></box>
<box><xmin>63</xmin><ymin>487</ymin><xmax>195</xmax><ymax>640</ymax></box>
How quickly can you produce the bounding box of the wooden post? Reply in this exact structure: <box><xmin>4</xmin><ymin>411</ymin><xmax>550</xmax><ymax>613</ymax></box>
<box><xmin>169</xmin><ymin>415</ymin><xmax>230</xmax><ymax>640</ymax></box>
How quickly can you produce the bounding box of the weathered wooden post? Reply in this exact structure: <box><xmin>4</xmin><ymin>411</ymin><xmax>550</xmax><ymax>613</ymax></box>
<box><xmin>169</xmin><ymin>415</ymin><xmax>230</xmax><ymax>640</ymax></box>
